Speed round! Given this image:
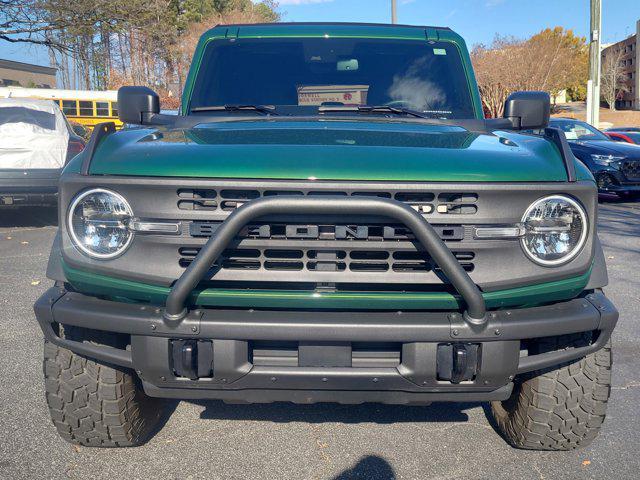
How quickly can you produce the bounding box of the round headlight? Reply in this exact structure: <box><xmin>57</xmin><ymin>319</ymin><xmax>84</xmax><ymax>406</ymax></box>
<box><xmin>521</xmin><ymin>195</ymin><xmax>588</xmax><ymax>266</ymax></box>
<box><xmin>68</xmin><ymin>188</ymin><xmax>133</xmax><ymax>259</ymax></box>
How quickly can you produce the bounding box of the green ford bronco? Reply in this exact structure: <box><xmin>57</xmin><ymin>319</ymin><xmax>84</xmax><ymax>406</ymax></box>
<box><xmin>35</xmin><ymin>23</ymin><xmax>618</xmax><ymax>450</ymax></box>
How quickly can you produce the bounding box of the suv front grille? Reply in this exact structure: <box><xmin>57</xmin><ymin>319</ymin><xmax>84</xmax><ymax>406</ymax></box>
<box><xmin>177</xmin><ymin>188</ymin><xmax>478</xmax><ymax>215</ymax></box>
<box><xmin>178</xmin><ymin>246</ymin><xmax>475</xmax><ymax>275</ymax></box>
<box><xmin>59</xmin><ymin>178</ymin><xmax>597</xmax><ymax>294</ymax></box>
<box><xmin>175</xmin><ymin>186</ymin><xmax>479</xmax><ymax>285</ymax></box>
<box><xmin>621</xmin><ymin>160</ymin><xmax>640</xmax><ymax>181</ymax></box>
<box><xmin>190</xmin><ymin>221</ymin><xmax>466</xmax><ymax>242</ymax></box>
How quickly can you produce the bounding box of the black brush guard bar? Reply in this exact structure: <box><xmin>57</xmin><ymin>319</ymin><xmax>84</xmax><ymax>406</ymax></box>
<box><xmin>164</xmin><ymin>196</ymin><xmax>487</xmax><ymax>324</ymax></box>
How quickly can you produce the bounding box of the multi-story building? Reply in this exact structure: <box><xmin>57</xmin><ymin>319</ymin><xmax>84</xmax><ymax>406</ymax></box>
<box><xmin>0</xmin><ymin>59</ymin><xmax>56</xmax><ymax>88</ymax></box>
<box><xmin>601</xmin><ymin>20</ymin><xmax>639</xmax><ymax>110</ymax></box>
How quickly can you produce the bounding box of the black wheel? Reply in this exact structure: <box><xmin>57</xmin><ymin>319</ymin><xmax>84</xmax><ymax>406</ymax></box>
<box><xmin>43</xmin><ymin>326</ymin><xmax>167</xmax><ymax>447</ymax></box>
<box><xmin>490</xmin><ymin>332</ymin><xmax>612</xmax><ymax>450</ymax></box>
<box><xmin>596</xmin><ymin>173</ymin><xmax>617</xmax><ymax>193</ymax></box>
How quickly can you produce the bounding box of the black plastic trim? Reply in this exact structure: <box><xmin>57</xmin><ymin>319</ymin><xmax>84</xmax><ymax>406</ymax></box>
<box><xmin>141</xmin><ymin>383</ymin><xmax>513</xmax><ymax>404</ymax></box>
<box><xmin>80</xmin><ymin>122</ymin><xmax>116</xmax><ymax>176</ymax></box>
<box><xmin>544</xmin><ymin>127</ymin><xmax>577</xmax><ymax>182</ymax></box>
<box><xmin>217</xmin><ymin>21</ymin><xmax>453</xmax><ymax>31</ymax></box>
<box><xmin>516</xmin><ymin>291</ymin><xmax>617</xmax><ymax>373</ymax></box>
<box><xmin>586</xmin><ymin>235</ymin><xmax>609</xmax><ymax>289</ymax></box>
<box><xmin>33</xmin><ymin>287</ymin><xmax>133</xmax><ymax>368</ymax></box>
<box><xmin>34</xmin><ymin>288</ymin><xmax>617</xmax><ymax>372</ymax></box>
<box><xmin>45</xmin><ymin>231</ymin><xmax>66</xmax><ymax>283</ymax></box>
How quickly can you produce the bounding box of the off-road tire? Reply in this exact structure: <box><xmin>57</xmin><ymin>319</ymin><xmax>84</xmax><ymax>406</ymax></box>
<box><xmin>491</xmin><ymin>332</ymin><xmax>612</xmax><ymax>450</ymax></box>
<box><xmin>43</xmin><ymin>326</ymin><xmax>166</xmax><ymax>447</ymax></box>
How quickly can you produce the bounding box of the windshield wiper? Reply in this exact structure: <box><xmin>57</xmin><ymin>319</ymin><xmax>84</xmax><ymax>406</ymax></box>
<box><xmin>191</xmin><ymin>104</ymin><xmax>278</xmax><ymax>115</ymax></box>
<box><xmin>317</xmin><ymin>105</ymin><xmax>443</xmax><ymax>120</ymax></box>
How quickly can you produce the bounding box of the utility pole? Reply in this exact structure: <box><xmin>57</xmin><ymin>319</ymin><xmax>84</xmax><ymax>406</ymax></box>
<box><xmin>586</xmin><ymin>0</ymin><xmax>601</xmax><ymax>127</ymax></box>
<box><xmin>391</xmin><ymin>0</ymin><xmax>397</xmax><ymax>24</ymax></box>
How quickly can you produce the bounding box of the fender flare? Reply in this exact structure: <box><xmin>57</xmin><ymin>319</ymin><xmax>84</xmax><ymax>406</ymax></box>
<box><xmin>46</xmin><ymin>231</ymin><xmax>67</xmax><ymax>283</ymax></box>
<box><xmin>586</xmin><ymin>234</ymin><xmax>609</xmax><ymax>289</ymax></box>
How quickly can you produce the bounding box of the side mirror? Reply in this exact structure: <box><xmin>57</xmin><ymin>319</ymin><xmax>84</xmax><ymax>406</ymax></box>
<box><xmin>503</xmin><ymin>91</ymin><xmax>550</xmax><ymax>130</ymax></box>
<box><xmin>117</xmin><ymin>86</ymin><xmax>168</xmax><ymax>125</ymax></box>
<box><xmin>70</xmin><ymin>122</ymin><xmax>89</xmax><ymax>140</ymax></box>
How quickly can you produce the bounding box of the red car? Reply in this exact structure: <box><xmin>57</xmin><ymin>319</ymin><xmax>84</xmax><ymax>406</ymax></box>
<box><xmin>605</xmin><ymin>130</ymin><xmax>640</xmax><ymax>144</ymax></box>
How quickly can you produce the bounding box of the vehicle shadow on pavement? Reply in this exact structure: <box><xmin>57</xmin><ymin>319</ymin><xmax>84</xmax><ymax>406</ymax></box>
<box><xmin>331</xmin><ymin>455</ymin><xmax>396</xmax><ymax>480</ymax></box>
<box><xmin>194</xmin><ymin>400</ymin><xmax>477</xmax><ymax>424</ymax></box>
<box><xmin>598</xmin><ymin>194</ymin><xmax>640</xmax><ymax>208</ymax></box>
<box><xmin>0</xmin><ymin>207</ymin><xmax>58</xmax><ymax>228</ymax></box>
<box><xmin>597</xmin><ymin>201</ymin><xmax>640</xmax><ymax>249</ymax></box>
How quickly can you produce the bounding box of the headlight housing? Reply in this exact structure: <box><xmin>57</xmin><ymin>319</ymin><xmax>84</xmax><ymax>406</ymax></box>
<box><xmin>521</xmin><ymin>195</ymin><xmax>588</xmax><ymax>266</ymax></box>
<box><xmin>67</xmin><ymin>188</ymin><xmax>133</xmax><ymax>259</ymax></box>
<box><xmin>591</xmin><ymin>154</ymin><xmax>624</xmax><ymax>168</ymax></box>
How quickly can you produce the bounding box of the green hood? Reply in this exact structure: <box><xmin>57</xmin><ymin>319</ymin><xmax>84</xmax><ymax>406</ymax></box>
<box><xmin>87</xmin><ymin>120</ymin><xmax>569</xmax><ymax>182</ymax></box>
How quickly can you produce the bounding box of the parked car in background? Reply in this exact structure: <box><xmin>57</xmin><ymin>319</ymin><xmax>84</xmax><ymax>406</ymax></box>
<box><xmin>0</xmin><ymin>98</ymin><xmax>85</xmax><ymax>207</ymax></box>
<box><xmin>605</xmin><ymin>130</ymin><xmax>640</xmax><ymax>145</ymax></box>
<box><xmin>605</xmin><ymin>126</ymin><xmax>640</xmax><ymax>132</ymax></box>
<box><xmin>547</xmin><ymin>118</ymin><xmax>640</xmax><ymax>199</ymax></box>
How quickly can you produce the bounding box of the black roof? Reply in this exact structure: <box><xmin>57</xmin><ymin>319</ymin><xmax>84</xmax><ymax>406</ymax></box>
<box><xmin>217</xmin><ymin>21</ymin><xmax>451</xmax><ymax>30</ymax></box>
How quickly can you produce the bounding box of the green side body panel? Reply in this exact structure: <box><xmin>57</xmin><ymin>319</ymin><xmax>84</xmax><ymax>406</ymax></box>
<box><xmin>60</xmin><ymin>23</ymin><xmax>597</xmax><ymax>310</ymax></box>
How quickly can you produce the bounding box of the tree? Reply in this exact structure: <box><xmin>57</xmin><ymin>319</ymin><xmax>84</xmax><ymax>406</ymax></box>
<box><xmin>0</xmin><ymin>0</ymin><xmax>280</xmax><ymax>98</ymax></box>
<box><xmin>600</xmin><ymin>46</ymin><xmax>629</xmax><ymax>110</ymax></box>
<box><xmin>471</xmin><ymin>37</ymin><xmax>519</xmax><ymax>118</ymax></box>
<box><xmin>0</xmin><ymin>0</ymin><xmax>73</xmax><ymax>50</ymax></box>
<box><xmin>472</xmin><ymin>28</ymin><xmax>588</xmax><ymax>117</ymax></box>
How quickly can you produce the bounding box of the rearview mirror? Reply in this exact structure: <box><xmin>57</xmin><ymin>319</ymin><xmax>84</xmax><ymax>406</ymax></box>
<box><xmin>503</xmin><ymin>91</ymin><xmax>550</xmax><ymax>130</ymax></box>
<box><xmin>117</xmin><ymin>86</ymin><xmax>171</xmax><ymax>125</ymax></box>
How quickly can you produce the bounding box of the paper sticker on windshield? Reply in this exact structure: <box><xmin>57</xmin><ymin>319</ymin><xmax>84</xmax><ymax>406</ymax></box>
<box><xmin>433</xmin><ymin>48</ymin><xmax>447</xmax><ymax>55</ymax></box>
<box><xmin>297</xmin><ymin>85</ymin><xmax>369</xmax><ymax>106</ymax></box>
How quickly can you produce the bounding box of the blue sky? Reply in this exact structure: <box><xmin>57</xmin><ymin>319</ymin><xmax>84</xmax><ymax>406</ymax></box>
<box><xmin>2</xmin><ymin>0</ymin><xmax>639</xmax><ymax>67</ymax></box>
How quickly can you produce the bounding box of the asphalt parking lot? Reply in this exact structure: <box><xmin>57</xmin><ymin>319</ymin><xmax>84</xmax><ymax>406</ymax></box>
<box><xmin>0</xmin><ymin>199</ymin><xmax>639</xmax><ymax>480</ymax></box>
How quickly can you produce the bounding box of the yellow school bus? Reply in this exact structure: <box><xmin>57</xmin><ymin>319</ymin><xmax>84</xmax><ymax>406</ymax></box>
<box><xmin>0</xmin><ymin>87</ymin><xmax>122</xmax><ymax>130</ymax></box>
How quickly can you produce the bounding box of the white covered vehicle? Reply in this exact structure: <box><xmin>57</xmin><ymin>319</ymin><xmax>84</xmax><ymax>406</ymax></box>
<box><xmin>0</xmin><ymin>98</ymin><xmax>85</xmax><ymax>207</ymax></box>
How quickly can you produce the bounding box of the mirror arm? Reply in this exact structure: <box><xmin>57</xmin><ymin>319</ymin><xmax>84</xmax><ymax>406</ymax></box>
<box><xmin>544</xmin><ymin>127</ymin><xmax>577</xmax><ymax>182</ymax></box>
<box><xmin>503</xmin><ymin>116</ymin><xmax>521</xmax><ymax>129</ymax></box>
<box><xmin>484</xmin><ymin>117</ymin><xmax>519</xmax><ymax>130</ymax></box>
<box><xmin>141</xmin><ymin>112</ymin><xmax>176</xmax><ymax>126</ymax></box>
<box><xmin>80</xmin><ymin>122</ymin><xmax>116</xmax><ymax>176</ymax></box>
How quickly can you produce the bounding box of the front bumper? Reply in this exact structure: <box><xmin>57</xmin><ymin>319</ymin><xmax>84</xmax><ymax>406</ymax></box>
<box><xmin>595</xmin><ymin>169</ymin><xmax>640</xmax><ymax>194</ymax></box>
<box><xmin>0</xmin><ymin>169</ymin><xmax>60</xmax><ymax>206</ymax></box>
<box><xmin>34</xmin><ymin>287</ymin><xmax>618</xmax><ymax>404</ymax></box>
<box><xmin>599</xmin><ymin>182</ymin><xmax>640</xmax><ymax>194</ymax></box>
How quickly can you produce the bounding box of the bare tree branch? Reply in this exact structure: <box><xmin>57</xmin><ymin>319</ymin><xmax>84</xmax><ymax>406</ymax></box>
<box><xmin>601</xmin><ymin>47</ymin><xmax>629</xmax><ymax>110</ymax></box>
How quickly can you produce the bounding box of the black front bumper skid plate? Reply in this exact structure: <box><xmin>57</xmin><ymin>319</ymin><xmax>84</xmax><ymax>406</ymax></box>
<box><xmin>34</xmin><ymin>288</ymin><xmax>617</xmax><ymax>403</ymax></box>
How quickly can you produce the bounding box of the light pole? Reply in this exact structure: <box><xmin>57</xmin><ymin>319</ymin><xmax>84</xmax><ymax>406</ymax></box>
<box><xmin>391</xmin><ymin>0</ymin><xmax>397</xmax><ymax>24</ymax></box>
<box><xmin>586</xmin><ymin>0</ymin><xmax>601</xmax><ymax>127</ymax></box>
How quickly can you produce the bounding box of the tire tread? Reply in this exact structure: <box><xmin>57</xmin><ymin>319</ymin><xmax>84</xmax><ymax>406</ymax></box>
<box><xmin>491</xmin><ymin>333</ymin><xmax>612</xmax><ymax>450</ymax></box>
<box><xmin>43</xmin><ymin>329</ymin><xmax>163</xmax><ymax>447</ymax></box>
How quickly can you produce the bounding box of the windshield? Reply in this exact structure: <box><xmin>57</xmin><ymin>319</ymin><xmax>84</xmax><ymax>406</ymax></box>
<box><xmin>189</xmin><ymin>37</ymin><xmax>476</xmax><ymax>119</ymax></box>
<box><xmin>551</xmin><ymin>120</ymin><xmax>609</xmax><ymax>141</ymax></box>
<box><xmin>0</xmin><ymin>106</ymin><xmax>56</xmax><ymax>133</ymax></box>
